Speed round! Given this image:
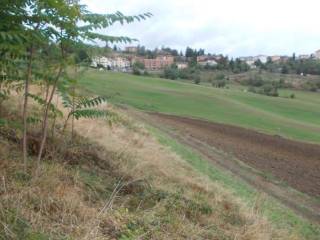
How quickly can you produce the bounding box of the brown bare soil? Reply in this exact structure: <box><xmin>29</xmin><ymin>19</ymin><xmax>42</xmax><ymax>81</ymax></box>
<box><xmin>130</xmin><ymin>111</ymin><xmax>320</xmax><ymax>223</ymax></box>
<box><xmin>149</xmin><ymin>113</ymin><xmax>320</xmax><ymax>198</ymax></box>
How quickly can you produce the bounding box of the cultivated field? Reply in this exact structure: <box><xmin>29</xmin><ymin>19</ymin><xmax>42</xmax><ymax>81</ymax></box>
<box><xmin>80</xmin><ymin>70</ymin><xmax>320</xmax><ymax>143</ymax></box>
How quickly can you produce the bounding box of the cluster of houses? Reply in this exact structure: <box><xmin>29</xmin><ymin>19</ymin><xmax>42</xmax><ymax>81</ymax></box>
<box><xmin>91</xmin><ymin>47</ymin><xmax>175</xmax><ymax>72</ymax></box>
<box><xmin>91</xmin><ymin>47</ymin><xmax>320</xmax><ymax>72</ymax></box>
<box><xmin>240</xmin><ymin>50</ymin><xmax>320</xmax><ymax>68</ymax></box>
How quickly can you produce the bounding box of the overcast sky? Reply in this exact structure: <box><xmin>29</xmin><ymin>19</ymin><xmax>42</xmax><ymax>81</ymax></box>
<box><xmin>82</xmin><ymin>0</ymin><xmax>320</xmax><ymax>57</ymax></box>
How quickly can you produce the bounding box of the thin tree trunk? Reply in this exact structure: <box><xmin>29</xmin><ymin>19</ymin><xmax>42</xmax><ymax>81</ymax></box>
<box><xmin>62</xmin><ymin>113</ymin><xmax>71</xmax><ymax>133</ymax></box>
<box><xmin>22</xmin><ymin>23</ymin><xmax>40</xmax><ymax>173</ymax></box>
<box><xmin>71</xmin><ymin>65</ymin><xmax>77</xmax><ymax>142</ymax></box>
<box><xmin>0</xmin><ymin>77</ymin><xmax>3</xmax><ymax>117</ymax></box>
<box><xmin>41</xmin><ymin>82</ymin><xmax>50</xmax><ymax>131</ymax></box>
<box><xmin>36</xmin><ymin>67</ymin><xmax>62</xmax><ymax>171</ymax></box>
<box><xmin>51</xmin><ymin>94</ymin><xmax>59</xmax><ymax>138</ymax></box>
<box><xmin>22</xmin><ymin>47</ymin><xmax>34</xmax><ymax>173</ymax></box>
<box><xmin>71</xmin><ymin>87</ymin><xmax>75</xmax><ymax>142</ymax></box>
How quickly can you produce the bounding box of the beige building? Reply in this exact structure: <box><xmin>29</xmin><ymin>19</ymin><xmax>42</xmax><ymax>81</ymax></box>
<box><xmin>134</xmin><ymin>55</ymin><xmax>174</xmax><ymax>70</ymax></box>
<box><xmin>270</xmin><ymin>55</ymin><xmax>281</xmax><ymax>62</ymax></box>
<box><xmin>176</xmin><ymin>62</ymin><xmax>188</xmax><ymax>69</ymax></box>
<box><xmin>125</xmin><ymin>46</ymin><xmax>138</xmax><ymax>53</ymax></box>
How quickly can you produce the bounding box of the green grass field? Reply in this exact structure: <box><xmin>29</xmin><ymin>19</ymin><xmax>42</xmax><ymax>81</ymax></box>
<box><xmin>79</xmin><ymin>70</ymin><xmax>320</xmax><ymax>143</ymax></box>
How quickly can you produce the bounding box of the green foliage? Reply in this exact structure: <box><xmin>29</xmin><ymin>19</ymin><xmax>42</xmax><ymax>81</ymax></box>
<box><xmin>0</xmin><ymin>0</ymin><xmax>151</xmax><ymax>165</ymax></box>
<box><xmin>215</xmin><ymin>73</ymin><xmax>225</xmax><ymax>80</ymax></box>
<box><xmin>28</xmin><ymin>93</ymin><xmax>63</xmax><ymax>117</ymax></box>
<box><xmin>193</xmin><ymin>75</ymin><xmax>201</xmax><ymax>84</ymax></box>
<box><xmin>0</xmin><ymin>208</ymin><xmax>49</xmax><ymax>240</ymax></box>
<box><xmin>162</xmin><ymin>64</ymin><xmax>179</xmax><ymax>80</ymax></box>
<box><xmin>60</xmin><ymin>81</ymin><xmax>108</xmax><ymax>127</ymax></box>
<box><xmin>75</xmin><ymin>96</ymin><xmax>107</xmax><ymax>109</ymax></box>
<box><xmin>71</xmin><ymin>108</ymin><xmax>107</xmax><ymax>120</ymax></box>
<box><xmin>212</xmin><ymin>79</ymin><xmax>227</xmax><ymax>88</ymax></box>
<box><xmin>211</xmin><ymin>74</ymin><xmax>227</xmax><ymax>88</ymax></box>
<box><xmin>248</xmin><ymin>84</ymin><xmax>279</xmax><ymax>97</ymax></box>
<box><xmin>132</xmin><ymin>61</ymin><xmax>145</xmax><ymax>75</ymax></box>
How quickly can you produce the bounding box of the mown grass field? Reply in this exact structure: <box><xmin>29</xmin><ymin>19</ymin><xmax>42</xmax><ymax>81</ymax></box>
<box><xmin>79</xmin><ymin>70</ymin><xmax>320</xmax><ymax>143</ymax></box>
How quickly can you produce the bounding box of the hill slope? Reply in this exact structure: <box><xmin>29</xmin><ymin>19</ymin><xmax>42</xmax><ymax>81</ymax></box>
<box><xmin>2</xmin><ymin>103</ymin><xmax>315</xmax><ymax>239</ymax></box>
<box><xmin>79</xmin><ymin>70</ymin><xmax>320</xmax><ymax>143</ymax></box>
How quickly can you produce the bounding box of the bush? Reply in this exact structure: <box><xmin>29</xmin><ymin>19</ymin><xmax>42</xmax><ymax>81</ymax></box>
<box><xmin>132</xmin><ymin>62</ymin><xmax>145</xmax><ymax>75</ymax></box>
<box><xmin>245</xmin><ymin>74</ymin><xmax>265</xmax><ymax>87</ymax></box>
<box><xmin>163</xmin><ymin>66</ymin><xmax>179</xmax><ymax>80</ymax></box>
<box><xmin>194</xmin><ymin>76</ymin><xmax>201</xmax><ymax>84</ymax></box>
<box><xmin>212</xmin><ymin>79</ymin><xmax>226</xmax><ymax>88</ymax></box>
<box><xmin>248</xmin><ymin>86</ymin><xmax>256</xmax><ymax>93</ymax></box>
<box><xmin>247</xmin><ymin>84</ymin><xmax>279</xmax><ymax>97</ymax></box>
<box><xmin>261</xmin><ymin>84</ymin><xmax>279</xmax><ymax>97</ymax></box>
<box><xmin>215</xmin><ymin>73</ymin><xmax>225</xmax><ymax>80</ymax></box>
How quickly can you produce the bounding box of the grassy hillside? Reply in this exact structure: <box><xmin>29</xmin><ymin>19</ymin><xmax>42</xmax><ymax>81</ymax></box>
<box><xmin>79</xmin><ymin>70</ymin><xmax>320</xmax><ymax>143</ymax></box>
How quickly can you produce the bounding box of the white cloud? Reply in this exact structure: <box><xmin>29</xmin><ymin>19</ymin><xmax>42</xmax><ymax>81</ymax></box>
<box><xmin>82</xmin><ymin>0</ymin><xmax>320</xmax><ymax>57</ymax></box>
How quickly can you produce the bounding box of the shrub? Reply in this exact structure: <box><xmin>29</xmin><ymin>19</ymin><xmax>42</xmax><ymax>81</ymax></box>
<box><xmin>244</xmin><ymin>74</ymin><xmax>265</xmax><ymax>87</ymax></box>
<box><xmin>212</xmin><ymin>79</ymin><xmax>227</xmax><ymax>88</ymax></box>
<box><xmin>132</xmin><ymin>62</ymin><xmax>145</xmax><ymax>75</ymax></box>
<box><xmin>215</xmin><ymin>73</ymin><xmax>225</xmax><ymax>80</ymax></box>
<box><xmin>261</xmin><ymin>84</ymin><xmax>279</xmax><ymax>97</ymax></box>
<box><xmin>194</xmin><ymin>76</ymin><xmax>201</xmax><ymax>84</ymax></box>
<box><xmin>163</xmin><ymin>65</ymin><xmax>179</xmax><ymax>80</ymax></box>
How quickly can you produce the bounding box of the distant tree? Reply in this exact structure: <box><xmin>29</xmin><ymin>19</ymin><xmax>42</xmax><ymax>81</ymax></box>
<box><xmin>281</xmin><ymin>65</ymin><xmax>289</xmax><ymax>74</ymax></box>
<box><xmin>132</xmin><ymin>61</ymin><xmax>145</xmax><ymax>75</ymax></box>
<box><xmin>197</xmin><ymin>48</ymin><xmax>205</xmax><ymax>56</ymax></box>
<box><xmin>163</xmin><ymin>64</ymin><xmax>179</xmax><ymax>80</ymax></box>
<box><xmin>185</xmin><ymin>47</ymin><xmax>195</xmax><ymax>58</ymax></box>
<box><xmin>254</xmin><ymin>59</ymin><xmax>263</xmax><ymax>68</ymax></box>
<box><xmin>137</xmin><ymin>45</ymin><xmax>146</xmax><ymax>56</ymax></box>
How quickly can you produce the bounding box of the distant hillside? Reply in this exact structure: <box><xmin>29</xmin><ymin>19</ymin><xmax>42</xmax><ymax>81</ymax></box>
<box><xmin>79</xmin><ymin>70</ymin><xmax>320</xmax><ymax>143</ymax></box>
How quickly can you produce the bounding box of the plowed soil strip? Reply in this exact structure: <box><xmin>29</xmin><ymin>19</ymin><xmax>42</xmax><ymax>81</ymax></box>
<box><xmin>135</xmin><ymin>111</ymin><xmax>320</xmax><ymax>223</ymax></box>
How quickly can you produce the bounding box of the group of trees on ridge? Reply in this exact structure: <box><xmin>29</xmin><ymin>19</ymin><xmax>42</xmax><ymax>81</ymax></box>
<box><xmin>0</xmin><ymin>0</ymin><xmax>150</xmax><ymax>174</ymax></box>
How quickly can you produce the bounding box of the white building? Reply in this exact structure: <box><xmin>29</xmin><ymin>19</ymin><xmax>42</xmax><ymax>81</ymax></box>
<box><xmin>255</xmin><ymin>55</ymin><xmax>268</xmax><ymax>64</ymax></box>
<box><xmin>176</xmin><ymin>62</ymin><xmax>188</xmax><ymax>69</ymax></box>
<box><xmin>91</xmin><ymin>56</ymin><xmax>130</xmax><ymax>71</ymax></box>
<box><xmin>299</xmin><ymin>54</ymin><xmax>310</xmax><ymax>60</ymax></box>
<box><xmin>198</xmin><ymin>59</ymin><xmax>218</xmax><ymax>67</ymax></box>
<box><xmin>314</xmin><ymin>50</ymin><xmax>320</xmax><ymax>59</ymax></box>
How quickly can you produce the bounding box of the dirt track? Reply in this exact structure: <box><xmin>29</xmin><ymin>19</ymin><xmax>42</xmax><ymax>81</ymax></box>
<box><xmin>149</xmin><ymin>113</ymin><xmax>320</xmax><ymax>198</ymax></box>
